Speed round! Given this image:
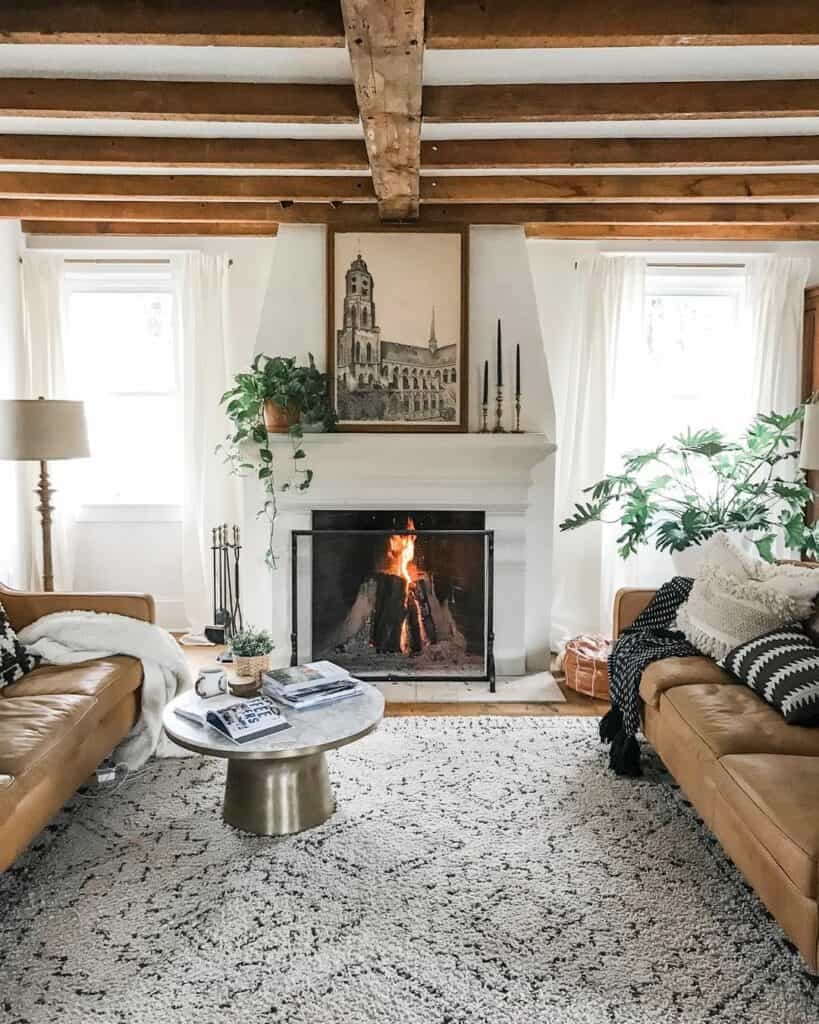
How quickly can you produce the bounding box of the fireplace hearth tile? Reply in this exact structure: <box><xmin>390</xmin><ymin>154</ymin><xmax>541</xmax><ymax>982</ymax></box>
<box><xmin>374</xmin><ymin>672</ymin><xmax>564</xmax><ymax>704</ymax></box>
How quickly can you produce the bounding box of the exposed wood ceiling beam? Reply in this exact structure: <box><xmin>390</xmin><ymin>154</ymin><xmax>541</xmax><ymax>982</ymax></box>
<box><xmin>0</xmin><ymin>172</ymin><xmax>375</xmax><ymax>202</ymax></box>
<box><xmin>0</xmin><ymin>2</ymin><xmax>346</xmax><ymax>46</ymax></box>
<box><xmin>6</xmin><ymin>1</ymin><xmax>819</xmax><ymax>48</ymax></box>
<box><xmin>2</xmin><ymin>134</ymin><xmax>818</xmax><ymax>174</ymax></box>
<box><xmin>421</xmin><ymin>136</ymin><xmax>819</xmax><ymax>171</ymax></box>
<box><xmin>341</xmin><ymin>0</ymin><xmax>424</xmax><ymax>221</ymax></box>
<box><xmin>22</xmin><ymin>220</ymin><xmax>280</xmax><ymax>236</ymax></box>
<box><xmin>524</xmin><ymin>224</ymin><xmax>819</xmax><ymax>241</ymax></box>
<box><xmin>10</xmin><ymin>200</ymin><xmax>819</xmax><ymax>227</ymax></box>
<box><xmin>0</xmin><ymin>78</ymin><xmax>358</xmax><ymax>123</ymax></box>
<box><xmin>425</xmin><ymin>1</ymin><xmax>819</xmax><ymax>48</ymax></box>
<box><xmin>0</xmin><ymin>134</ymin><xmax>370</xmax><ymax>170</ymax></box>
<box><xmin>9</xmin><ymin>170</ymin><xmax>819</xmax><ymax>205</ymax></box>
<box><xmin>423</xmin><ymin>80</ymin><xmax>819</xmax><ymax>123</ymax></box>
<box><xmin>420</xmin><ymin>174</ymin><xmax>819</xmax><ymax>204</ymax></box>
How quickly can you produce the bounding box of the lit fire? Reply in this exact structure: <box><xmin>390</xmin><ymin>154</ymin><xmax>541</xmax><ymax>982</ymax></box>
<box><xmin>387</xmin><ymin>517</ymin><xmax>416</xmax><ymax>586</ymax></box>
<box><xmin>384</xmin><ymin>518</ymin><xmax>425</xmax><ymax>654</ymax></box>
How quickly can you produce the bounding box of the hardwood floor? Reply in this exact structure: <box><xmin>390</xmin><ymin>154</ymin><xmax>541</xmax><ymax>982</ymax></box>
<box><xmin>182</xmin><ymin>644</ymin><xmax>608</xmax><ymax>718</ymax></box>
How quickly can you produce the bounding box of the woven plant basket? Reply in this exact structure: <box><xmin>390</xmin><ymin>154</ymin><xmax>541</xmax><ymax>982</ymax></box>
<box><xmin>233</xmin><ymin>653</ymin><xmax>270</xmax><ymax>681</ymax></box>
<box><xmin>563</xmin><ymin>635</ymin><xmax>611</xmax><ymax>700</ymax></box>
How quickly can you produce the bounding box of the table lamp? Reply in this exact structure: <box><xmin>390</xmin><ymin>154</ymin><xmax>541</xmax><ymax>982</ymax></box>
<box><xmin>0</xmin><ymin>397</ymin><xmax>90</xmax><ymax>591</ymax></box>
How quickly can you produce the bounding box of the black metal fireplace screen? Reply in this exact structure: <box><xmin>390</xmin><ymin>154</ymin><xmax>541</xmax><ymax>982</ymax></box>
<box><xmin>290</xmin><ymin>526</ymin><xmax>496</xmax><ymax>691</ymax></box>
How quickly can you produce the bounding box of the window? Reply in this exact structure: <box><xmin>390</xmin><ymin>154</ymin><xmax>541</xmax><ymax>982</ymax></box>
<box><xmin>62</xmin><ymin>264</ymin><xmax>182</xmax><ymax>505</ymax></box>
<box><xmin>641</xmin><ymin>265</ymin><xmax>749</xmax><ymax>443</ymax></box>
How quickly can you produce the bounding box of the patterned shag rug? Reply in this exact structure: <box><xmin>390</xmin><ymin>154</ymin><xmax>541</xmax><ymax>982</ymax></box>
<box><xmin>1</xmin><ymin>717</ymin><xmax>817</xmax><ymax>1024</ymax></box>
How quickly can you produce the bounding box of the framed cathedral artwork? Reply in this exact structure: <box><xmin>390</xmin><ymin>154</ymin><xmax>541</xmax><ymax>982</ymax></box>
<box><xmin>326</xmin><ymin>226</ymin><xmax>469</xmax><ymax>432</ymax></box>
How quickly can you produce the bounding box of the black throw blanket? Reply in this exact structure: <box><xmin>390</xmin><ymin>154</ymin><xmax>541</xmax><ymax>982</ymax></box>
<box><xmin>601</xmin><ymin>577</ymin><xmax>698</xmax><ymax>777</ymax></box>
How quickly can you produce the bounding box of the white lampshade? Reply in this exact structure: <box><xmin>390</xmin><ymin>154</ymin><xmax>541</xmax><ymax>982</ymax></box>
<box><xmin>800</xmin><ymin>403</ymin><xmax>819</xmax><ymax>471</ymax></box>
<box><xmin>0</xmin><ymin>399</ymin><xmax>90</xmax><ymax>461</ymax></box>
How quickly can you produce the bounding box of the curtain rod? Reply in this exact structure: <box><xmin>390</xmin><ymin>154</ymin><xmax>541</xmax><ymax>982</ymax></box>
<box><xmin>645</xmin><ymin>261</ymin><xmax>745</xmax><ymax>270</ymax></box>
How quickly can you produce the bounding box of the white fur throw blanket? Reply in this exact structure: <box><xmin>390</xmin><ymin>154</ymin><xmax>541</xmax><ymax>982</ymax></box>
<box><xmin>675</xmin><ymin>534</ymin><xmax>819</xmax><ymax>660</ymax></box>
<box><xmin>19</xmin><ymin>611</ymin><xmax>193</xmax><ymax>769</ymax></box>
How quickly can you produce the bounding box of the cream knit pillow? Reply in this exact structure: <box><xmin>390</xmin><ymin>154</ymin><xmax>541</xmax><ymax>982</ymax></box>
<box><xmin>674</xmin><ymin>534</ymin><xmax>819</xmax><ymax>660</ymax></box>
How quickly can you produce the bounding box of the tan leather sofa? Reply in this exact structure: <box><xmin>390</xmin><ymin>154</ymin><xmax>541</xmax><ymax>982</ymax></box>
<box><xmin>614</xmin><ymin>588</ymin><xmax>819</xmax><ymax>973</ymax></box>
<box><xmin>0</xmin><ymin>583</ymin><xmax>153</xmax><ymax>872</ymax></box>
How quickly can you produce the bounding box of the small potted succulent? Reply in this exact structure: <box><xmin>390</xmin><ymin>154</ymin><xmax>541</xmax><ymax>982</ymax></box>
<box><xmin>230</xmin><ymin>627</ymin><xmax>274</xmax><ymax>682</ymax></box>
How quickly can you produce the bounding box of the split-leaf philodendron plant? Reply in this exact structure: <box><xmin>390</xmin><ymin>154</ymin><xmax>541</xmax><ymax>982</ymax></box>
<box><xmin>559</xmin><ymin>407</ymin><xmax>819</xmax><ymax>562</ymax></box>
<box><xmin>218</xmin><ymin>353</ymin><xmax>336</xmax><ymax>569</ymax></box>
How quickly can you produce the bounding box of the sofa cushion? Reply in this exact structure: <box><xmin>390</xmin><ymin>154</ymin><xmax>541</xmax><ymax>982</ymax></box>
<box><xmin>719</xmin><ymin>623</ymin><xmax>819</xmax><ymax>725</ymax></box>
<box><xmin>0</xmin><ymin>694</ymin><xmax>96</xmax><ymax>778</ymax></box>
<box><xmin>0</xmin><ymin>600</ymin><xmax>38</xmax><ymax>689</ymax></box>
<box><xmin>2</xmin><ymin>656</ymin><xmax>142</xmax><ymax>721</ymax></box>
<box><xmin>662</xmin><ymin>683</ymin><xmax>819</xmax><ymax>758</ymax></box>
<box><xmin>718</xmin><ymin>754</ymin><xmax>819</xmax><ymax>898</ymax></box>
<box><xmin>639</xmin><ymin>656</ymin><xmax>734</xmax><ymax>708</ymax></box>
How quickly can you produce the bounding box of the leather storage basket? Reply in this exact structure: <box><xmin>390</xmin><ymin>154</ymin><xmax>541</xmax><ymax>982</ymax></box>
<box><xmin>563</xmin><ymin>635</ymin><xmax>611</xmax><ymax>700</ymax></box>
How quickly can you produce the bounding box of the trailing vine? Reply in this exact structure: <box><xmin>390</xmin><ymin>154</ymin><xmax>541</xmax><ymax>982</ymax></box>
<box><xmin>217</xmin><ymin>353</ymin><xmax>336</xmax><ymax>569</ymax></box>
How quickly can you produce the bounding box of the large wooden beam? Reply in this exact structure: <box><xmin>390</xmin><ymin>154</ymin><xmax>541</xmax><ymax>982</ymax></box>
<box><xmin>9</xmin><ymin>200</ymin><xmax>819</xmax><ymax>226</ymax></box>
<box><xmin>341</xmin><ymin>0</ymin><xmax>424</xmax><ymax>221</ymax></box>
<box><xmin>0</xmin><ymin>78</ymin><xmax>358</xmax><ymax>123</ymax></box>
<box><xmin>0</xmin><ymin>2</ymin><xmax>346</xmax><ymax>46</ymax></box>
<box><xmin>22</xmin><ymin>220</ymin><xmax>280</xmax><ymax>236</ymax></box>
<box><xmin>9</xmin><ymin>169</ymin><xmax>819</xmax><ymax>205</ymax></box>
<box><xmin>5</xmin><ymin>1</ymin><xmax>819</xmax><ymax>48</ymax></box>
<box><xmin>524</xmin><ymin>223</ymin><xmax>819</xmax><ymax>241</ymax></box>
<box><xmin>420</xmin><ymin>173</ymin><xmax>819</xmax><ymax>204</ymax></box>
<box><xmin>421</xmin><ymin>136</ymin><xmax>819</xmax><ymax>171</ymax></box>
<box><xmin>423</xmin><ymin>80</ymin><xmax>819</xmax><ymax>123</ymax></box>
<box><xmin>0</xmin><ymin>134</ymin><xmax>370</xmax><ymax>170</ymax></box>
<box><xmin>425</xmin><ymin>1</ymin><xmax>819</xmax><ymax>48</ymax></box>
<box><xmin>0</xmin><ymin>171</ymin><xmax>375</xmax><ymax>202</ymax></box>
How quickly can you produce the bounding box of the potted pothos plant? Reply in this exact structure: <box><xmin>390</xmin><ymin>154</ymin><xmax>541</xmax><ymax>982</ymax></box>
<box><xmin>218</xmin><ymin>353</ymin><xmax>337</xmax><ymax>569</ymax></box>
<box><xmin>559</xmin><ymin>407</ymin><xmax>819</xmax><ymax>565</ymax></box>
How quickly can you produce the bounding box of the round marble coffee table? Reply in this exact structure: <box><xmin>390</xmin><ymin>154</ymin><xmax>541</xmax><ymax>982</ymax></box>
<box><xmin>162</xmin><ymin>685</ymin><xmax>384</xmax><ymax>836</ymax></box>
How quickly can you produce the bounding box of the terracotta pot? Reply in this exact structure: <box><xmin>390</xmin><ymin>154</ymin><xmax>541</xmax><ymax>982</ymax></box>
<box><xmin>263</xmin><ymin>399</ymin><xmax>299</xmax><ymax>433</ymax></box>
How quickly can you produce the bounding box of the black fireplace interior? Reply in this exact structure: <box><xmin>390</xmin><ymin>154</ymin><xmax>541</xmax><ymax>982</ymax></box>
<box><xmin>309</xmin><ymin>510</ymin><xmax>487</xmax><ymax>679</ymax></box>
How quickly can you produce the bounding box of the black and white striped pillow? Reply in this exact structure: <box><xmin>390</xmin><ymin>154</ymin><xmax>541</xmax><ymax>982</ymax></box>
<box><xmin>719</xmin><ymin>623</ymin><xmax>819</xmax><ymax>725</ymax></box>
<box><xmin>0</xmin><ymin>600</ymin><xmax>39</xmax><ymax>689</ymax></box>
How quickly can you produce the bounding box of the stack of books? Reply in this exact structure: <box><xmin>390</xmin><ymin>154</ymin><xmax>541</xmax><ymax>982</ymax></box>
<box><xmin>262</xmin><ymin>660</ymin><xmax>364</xmax><ymax>710</ymax></box>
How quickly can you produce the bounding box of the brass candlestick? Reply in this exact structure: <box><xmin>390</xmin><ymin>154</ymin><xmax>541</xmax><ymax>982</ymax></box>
<box><xmin>512</xmin><ymin>395</ymin><xmax>523</xmax><ymax>433</ymax></box>
<box><xmin>480</xmin><ymin>401</ymin><xmax>489</xmax><ymax>433</ymax></box>
<box><xmin>492</xmin><ymin>386</ymin><xmax>506</xmax><ymax>433</ymax></box>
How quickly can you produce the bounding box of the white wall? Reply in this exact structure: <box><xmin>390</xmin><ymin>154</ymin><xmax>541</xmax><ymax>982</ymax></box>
<box><xmin>0</xmin><ymin>221</ymin><xmax>25</xmax><ymax>588</ymax></box>
<box><xmin>24</xmin><ymin>233</ymin><xmax>276</xmax><ymax>627</ymax></box>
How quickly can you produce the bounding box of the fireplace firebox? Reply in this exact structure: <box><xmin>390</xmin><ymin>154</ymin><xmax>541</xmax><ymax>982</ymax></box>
<box><xmin>290</xmin><ymin>510</ymin><xmax>495</xmax><ymax>690</ymax></box>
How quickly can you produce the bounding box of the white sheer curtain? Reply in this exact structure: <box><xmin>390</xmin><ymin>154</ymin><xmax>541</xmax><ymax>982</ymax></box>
<box><xmin>19</xmin><ymin>252</ymin><xmax>78</xmax><ymax>591</ymax></box>
<box><xmin>549</xmin><ymin>255</ymin><xmax>647</xmax><ymax>647</ymax></box>
<box><xmin>179</xmin><ymin>253</ymin><xmax>241</xmax><ymax>634</ymax></box>
<box><xmin>746</xmin><ymin>255</ymin><xmax>810</xmax><ymax>416</ymax></box>
<box><xmin>745</xmin><ymin>254</ymin><xmax>810</xmax><ymax>557</ymax></box>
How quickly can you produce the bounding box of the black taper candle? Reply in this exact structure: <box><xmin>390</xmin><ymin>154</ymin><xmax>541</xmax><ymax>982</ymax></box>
<box><xmin>482</xmin><ymin>359</ymin><xmax>488</xmax><ymax>404</ymax></box>
<box><xmin>515</xmin><ymin>343</ymin><xmax>521</xmax><ymax>397</ymax></box>
<box><xmin>496</xmin><ymin>319</ymin><xmax>502</xmax><ymax>387</ymax></box>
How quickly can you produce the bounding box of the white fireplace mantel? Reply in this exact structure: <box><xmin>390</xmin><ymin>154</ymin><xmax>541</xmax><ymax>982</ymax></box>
<box><xmin>269</xmin><ymin>432</ymin><xmax>555</xmax><ymax>513</ymax></box>
<box><xmin>243</xmin><ymin>432</ymin><xmax>556</xmax><ymax>678</ymax></box>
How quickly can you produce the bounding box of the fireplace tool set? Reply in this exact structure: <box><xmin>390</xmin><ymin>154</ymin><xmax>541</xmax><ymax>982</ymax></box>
<box><xmin>206</xmin><ymin>524</ymin><xmax>243</xmax><ymax>658</ymax></box>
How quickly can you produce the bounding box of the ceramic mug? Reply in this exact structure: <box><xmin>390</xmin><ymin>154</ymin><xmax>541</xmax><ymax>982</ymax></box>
<box><xmin>195</xmin><ymin>668</ymin><xmax>228</xmax><ymax>699</ymax></box>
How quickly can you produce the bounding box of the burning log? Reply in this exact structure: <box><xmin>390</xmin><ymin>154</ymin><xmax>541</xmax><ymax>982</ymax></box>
<box><xmin>372</xmin><ymin>572</ymin><xmax>406</xmax><ymax>653</ymax></box>
<box><xmin>413</xmin><ymin>577</ymin><xmax>438</xmax><ymax>645</ymax></box>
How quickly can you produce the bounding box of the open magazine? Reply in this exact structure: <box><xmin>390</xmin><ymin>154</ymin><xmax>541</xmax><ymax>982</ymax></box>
<box><xmin>262</xmin><ymin>660</ymin><xmax>364</xmax><ymax>710</ymax></box>
<box><xmin>174</xmin><ymin>693</ymin><xmax>291</xmax><ymax>743</ymax></box>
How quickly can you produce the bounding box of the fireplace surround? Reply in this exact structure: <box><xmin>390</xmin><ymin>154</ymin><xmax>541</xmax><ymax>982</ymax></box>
<box><xmin>242</xmin><ymin>433</ymin><xmax>556</xmax><ymax>679</ymax></box>
<box><xmin>291</xmin><ymin>510</ymin><xmax>495</xmax><ymax>688</ymax></box>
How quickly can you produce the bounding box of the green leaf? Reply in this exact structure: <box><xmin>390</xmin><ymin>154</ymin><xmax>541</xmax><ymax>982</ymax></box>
<box><xmin>292</xmin><ymin>448</ymin><xmax>306</xmax><ymax>460</ymax></box>
<box><xmin>258</xmin><ymin>467</ymin><xmax>272</xmax><ymax>479</ymax></box>
<box><xmin>754</xmin><ymin>534</ymin><xmax>777</xmax><ymax>562</ymax></box>
<box><xmin>259</xmin><ymin>448</ymin><xmax>273</xmax><ymax>463</ymax></box>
